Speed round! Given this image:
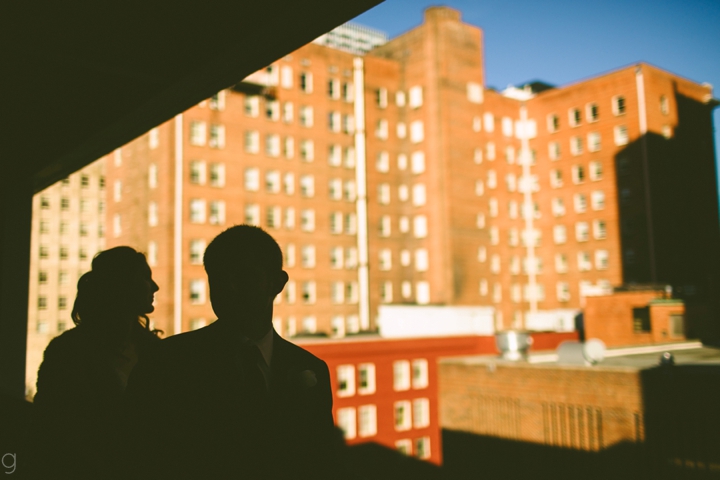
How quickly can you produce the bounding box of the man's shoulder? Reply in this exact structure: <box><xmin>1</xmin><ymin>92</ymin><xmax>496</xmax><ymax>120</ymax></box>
<box><xmin>274</xmin><ymin>334</ymin><xmax>328</xmax><ymax>370</ymax></box>
<box><xmin>148</xmin><ymin>321</ymin><xmax>222</xmax><ymax>361</ymax></box>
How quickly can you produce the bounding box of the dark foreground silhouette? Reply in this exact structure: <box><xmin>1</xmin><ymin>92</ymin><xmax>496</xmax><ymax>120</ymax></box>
<box><xmin>27</xmin><ymin>247</ymin><xmax>160</xmax><ymax>479</ymax></box>
<box><xmin>126</xmin><ymin>225</ymin><xmax>348</xmax><ymax>479</ymax></box>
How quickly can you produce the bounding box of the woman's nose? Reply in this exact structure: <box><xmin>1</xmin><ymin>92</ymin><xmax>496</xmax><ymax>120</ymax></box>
<box><xmin>151</xmin><ymin>280</ymin><xmax>159</xmax><ymax>292</ymax></box>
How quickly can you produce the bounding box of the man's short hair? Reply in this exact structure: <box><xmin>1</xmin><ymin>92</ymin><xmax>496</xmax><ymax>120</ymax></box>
<box><xmin>204</xmin><ymin>225</ymin><xmax>283</xmax><ymax>281</ymax></box>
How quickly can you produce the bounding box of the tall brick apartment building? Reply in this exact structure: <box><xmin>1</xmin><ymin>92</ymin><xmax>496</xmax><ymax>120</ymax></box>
<box><xmin>103</xmin><ymin>6</ymin><xmax>719</xmax><ymax>339</ymax></box>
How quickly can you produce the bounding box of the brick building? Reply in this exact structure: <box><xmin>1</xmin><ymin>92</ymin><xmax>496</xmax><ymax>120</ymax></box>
<box><xmin>296</xmin><ymin>330</ymin><xmax>575</xmax><ymax>464</ymax></box>
<box><xmin>25</xmin><ymin>161</ymin><xmax>106</xmax><ymax>396</ymax></box>
<box><xmin>100</xmin><ymin>6</ymin><xmax>718</xmax><ymax>340</ymax></box>
<box><xmin>438</xmin><ymin>343</ymin><xmax>720</xmax><ymax>477</ymax></box>
<box><xmin>583</xmin><ymin>287</ymin><xmax>685</xmax><ymax>347</ymax></box>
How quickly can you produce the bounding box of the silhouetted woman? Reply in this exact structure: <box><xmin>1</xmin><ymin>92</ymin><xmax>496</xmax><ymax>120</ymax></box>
<box><xmin>29</xmin><ymin>247</ymin><xmax>160</xmax><ymax>479</ymax></box>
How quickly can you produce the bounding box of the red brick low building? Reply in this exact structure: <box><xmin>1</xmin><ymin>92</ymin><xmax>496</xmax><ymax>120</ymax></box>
<box><xmin>297</xmin><ymin>331</ymin><xmax>577</xmax><ymax>464</ymax></box>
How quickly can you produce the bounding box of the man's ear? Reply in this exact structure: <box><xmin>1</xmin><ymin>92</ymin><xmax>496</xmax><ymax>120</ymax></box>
<box><xmin>272</xmin><ymin>270</ymin><xmax>289</xmax><ymax>296</ymax></box>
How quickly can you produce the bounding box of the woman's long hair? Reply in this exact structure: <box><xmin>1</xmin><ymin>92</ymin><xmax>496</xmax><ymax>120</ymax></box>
<box><xmin>71</xmin><ymin>246</ymin><xmax>159</xmax><ymax>337</ymax></box>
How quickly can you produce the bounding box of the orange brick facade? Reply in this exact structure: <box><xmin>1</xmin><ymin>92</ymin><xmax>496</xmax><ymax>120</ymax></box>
<box><xmin>439</xmin><ymin>359</ymin><xmax>644</xmax><ymax>450</ymax></box>
<box><xmin>103</xmin><ymin>6</ymin><xmax>718</xmax><ymax>339</ymax></box>
<box><xmin>584</xmin><ymin>290</ymin><xmax>685</xmax><ymax>347</ymax></box>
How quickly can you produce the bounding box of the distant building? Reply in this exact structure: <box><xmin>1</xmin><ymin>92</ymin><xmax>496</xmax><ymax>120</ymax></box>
<box><xmin>104</xmin><ymin>6</ymin><xmax>719</xmax><ymax>340</ymax></box>
<box><xmin>439</xmin><ymin>342</ymin><xmax>720</xmax><ymax>476</ymax></box>
<box><xmin>313</xmin><ymin>22</ymin><xmax>388</xmax><ymax>55</ymax></box>
<box><xmin>298</xmin><ymin>330</ymin><xmax>576</xmax><ymax>464</ymax></box>
<box><xmin>25</xmin><ymin>160</ymin><xmax>106</xmax><ymax>397</ymax></box>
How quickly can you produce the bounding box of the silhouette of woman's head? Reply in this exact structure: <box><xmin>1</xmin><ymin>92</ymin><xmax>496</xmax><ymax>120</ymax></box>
<box><xmin>71</xmin><ymin>246</ymin><xmax>159</xmax><ymax>332</ymax></box>
<box><xmin>204</xmin><ymin>225</ymin><xmax>287</xmax><ymax>338</ymax></box>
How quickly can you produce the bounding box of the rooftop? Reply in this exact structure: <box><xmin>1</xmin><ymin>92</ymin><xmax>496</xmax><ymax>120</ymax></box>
<box><xmin>441</xmin><ymin>341</ymin><xmax>720</xmax><ymax>371</ymax></box>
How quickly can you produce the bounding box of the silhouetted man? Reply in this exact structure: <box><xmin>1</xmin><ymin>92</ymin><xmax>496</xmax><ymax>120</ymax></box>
<box><xmin>126</xmin><ymin>225</ymin><xmax>343</xmax><ymax>479</ymax></box>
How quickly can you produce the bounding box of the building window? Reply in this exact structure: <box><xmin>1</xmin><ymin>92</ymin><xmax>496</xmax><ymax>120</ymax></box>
<box><xmin>376</xmin><ymin>151</ymin><xmax>390</xmax><ymax>172</ymax></box>
<box><xmin>393</xmin><ymin>360</ymin><xmax>411</xmax><ymax>391</ymax></box>
<box><xmin>576</xmin><ymin>222</ymin><xmax>590</xmax><ymax>242</ymax></box>
<box><xmin>300</xmin><ymin>209</ymin><xmax>315</xmax><ymax>232</ymax></box>
<box><xmin>299</xmin><ymin>72</ymin><xmax>313</xmax><ymax>93</ymax></box>
<box><xmin>38</xmin><ymin>296</ymin><xmax>47</xmax><ymax>310</ymax></box>
<box><xmin>410</xmin><ymin>121</ymin><xmax>424</xmax><ymax>143</ymax></box>
<box><xmin>380</xmin><ymin>281</ymin><xmax>393</xmax><ymax>303</ymax></box>
<box><xmin>301</xmin><ymin>281</ymin><xmax>316</xmax><ymax>304</ymax></box>
<box><xmin>300</xmin><ymin>140</ymin><xmax>315</xmax><ymax>161</ymax></box>
<box><xmin>467</xmin><ymin>81</ymin><xmax>483</xmax><ymax>103</ymax></box>
<box><xmin>299</xmin><ymin>106</ymin><xmax>314</xmax><ymax>127</ymax></box>
<box><xmin>550</xmin><ymin>169</ymin><xmax>563</xmax><ymax>188</ymax></box>
<box><xmin>416</xmin><ymin>281</ymin><xmax>430</xmax><ymax>304</ymax></box>
<box><xmin>578</xmin><ymin>252</ymin><xmax>592</xmax><ymax>272</ymax></box>
<box><xmin>553</xmin><ymin>225</ymin><xmax>567</xmax><ymax>244</ymax></box>
<box><xmin>574</xmin><ymin>193</ymin><xmax>587</xmax><ymax>213</ymax></box>
<box><xmin>557</xmin><ymin>282</ymin><xmax>570</xmax><ymax>301</ymax></box>
<box><xmin>189</xmin><ymin>280</ymin><xmax>206</xmax><ymax>304</ymax></box>
<box><xmin>572</xmin><ymin>165</ymin><xmax>585</xmax><ymax>184</ymax></box>
<box><xmin>189</xmin><ymin>121</ymin><xmax>206</xmax><ymax>146</ymax></box>
<box><xmin>408</xmin><ymin>86</ymin><xmax>423</xmax><ymax>108</ymax></box>
<box><xmin>552</xmin><ymin>197</ymin><xmax>566</xmax><ymax>217</ymax></box>
<box><xmin>593</xmin><ymin>219</ymin><xmax>607</xmax><ymax>239</ymax></box>
<box><xmin>354</xmin><ymin>363</ymin><xmax>377</xmax><ymax>395</ymax></box>
<box><xmin>569</xmin><ymin>108</ymin><xmax>581</xmax><ymax>127</ymax></box>
<box><xmin>413</xmin><ymin>215</ymin><xmax>428</xmax><ymax>238</ymax></box>
<box><xmin>587</xmin><ymin>103</ymin><xmax>599</xmax><ymax>122</ymax></box>
<box><xmin>412</xmin><ymin>359</ymin><xmax>428</xmax><ymax>389</ymax></box>
<box><xmin>555</xmin><ymin>253</ymin><xmax>568</xmax><ymax>273</ymax></box>
<box><xmin>660</xmin><ymin>95</ymin><xmax>669</xmax><ymax>115</ymax></box>
<box><xmin>300</xmin><ymin>245</ymin><xmax>316</xmax><ymax>269</ymax></box>
<box><xmin>189</xmin><ymin>160</ymin><xmax>206</xmax><ymax>185</ymax></box>
<box><xmin>376</xmin><ymin>184</ymin><xmax>390</xmax><ymax>205</ymax></box>
<box><xmin>414</xmin><ymin>249</ymin><xmax>429</xmax><ymax>272</ymax></box>
<box><xmin>570</xmin><ymin>136</ymin><xmax>583</xmax><ymax>156</ymax></box>
<box><xmin>337</xmin><ymin>407</ymin><xmax>357</xmax><ymax>440</ymax></box>
<box><xmin>415</xmin><ymin>437</ymin><xmax>431</xmax><ymax>460</ymax></box>
<box><xmin>589</xmin><ymin>161</ymin><xmax>603</xmax><ymax>181</ymax></box>
<box><xmin>394</xmin><ymin>401</ymin><xmax>412</xmax><ymax>431</ymax></box>
<box><xmin>595</xmin><ymin>250</ymin><xmax>609</xmax><ymax>270</ymax></box>
<box><xmin>396</xmin><ymin>122</ymin><xmax>407</xmax><ymax>138</ymax></box>
<box><xmin>209</xmin><ymin>124</ymin><xmax>225</xmax><ymax>148</ymax></box>
<box><xmin>187</xmin><ymin>239</ymin><xmax>205</xmax><ymax>265</ymax></box>
<box><xmin>346</xmin><ymin>281</ymin><xmax>359</xmax><ymax>304</ymax></box>
<box><xmin>412</xmin><ymin>184</ymin><xmax>426</xmax><ymax>206</ymax></box>
<box><xmin>243</xmin><ymin>168</ymin><xmax>260</xmax><ymax>191</ymax></box>
<box><xmin>591</xmin><ymin>191</ymin><xmax>605</xmax><ymax>210</ymax></box>
<box><xmin>58</xmin><ymin>296</ymin><xmax>67</xmax><ymax>310</ymax></box>
<box><xmin>413</xmin><ymin>398</ymin><xmax>430</xmax><ymax>428</ymax></box>
<box><xmin>343</xmin><ymin>146</ymin><xmax>356</xmax><ymax>168</ymax></box>
<box><xmin>189</xmin><ymin>199</ymin><xmax>206</xmax><ymax>223</ymax></box>
<box><xmin>358</xmin><ymin>405</ymin><xmax>378</xmax><ymax>438</ymax></box>
<box><xmin>489</xmin><ymin>198</ymin><xmax>498</xmax><ymax>218</ymax></box>
<box><xmin>588</xmin><ymin>132</ymin><xmax>601</xmax><ymax>152</ymax></box>
<box><xmin>614</xmin><ymin>125</ymin><xmax>629</xmax><ymax>145</ymax></box>
<box><xmin>265</xmin><ymin>99</ymin><xmax>280</xmax><ymax>121</ymax></box>
<box><xmin>337</xmin><ymin>365</ymin><xmax>355</xmax><ymax>397</ymax></box>
<box><xmin>208</xmin><ymin>163</ymin><xmax>225</xmax><ymax>188</ymax></box>
<box><xmin>376</xmin><ymin>119</ymin><xmax>389</xmax><ymax>140</ymax></box>
<box><xmin>633</xmin><ymin>307</ymin><xmax>651</xmax><ymax>332</ymax></box>
<box><xmin>328</xmin><ymin>79</ymin><xmax>339</xmax><ymax>99</ymax></box>
<box><xmin>299</xmin><ymin>175</ymin><xmax>315</xmax><ymax>198</ymax></box>
<box><xmin>328</xmin><ymin>111</ymin><xmax>341</xmax><ymax>133</ymax></box>
<box><xmin>209</xmin><ymin>201</ymin><xmax>225</xmax><ymax>225</ymax></box>
<box><xmin>244</xmin><ymin>96</ymin><xmax>260</xmax><ymax>117</ymax></box>
<box><xmin>280</xmin><ymin>66</ymin><xmax>293</xmax><ymax>89</ymax></box>
<box><xmin>148</xmin><ymin>202</ymin><xmax>158</xmax><ymax>227</ymax></box>
<box><xmin>244</xmin><ymin>204</ymin><xmax>260</xmax><ymax>226</ymax></box>
<box><xmin>411</xmin><ymin>151</ymin><xmax>425</xmax><ymax>174</ymax></box>
<box><xmin>379</xmin><ymin>249</ymin><xmax>392</xmax><ymax>271</ymax></box>
<box><xmin>280</xmin><ymin>102</ymin><xmax>293</xmax><ymax>124</ymax></box>
<box><xmin>547</xmin><ymin>114</ymin><xmax>559</xmax><ymax>132</ymax></box>
<box><xmin>548</xmin><ymin>142</ymin><xmax>560</xmax><ymax>160</ymax></box>
<box><xmin>396</xmin><ymin>439</ymin><xmax>412</xmax><ymax>456</ymax></box>
<box><xmin>400</xmin><ymin>216</ymin><xmax>411</xmax><ymax>233</ymax></box>
<box><xmin>612</xmin><ymin>95</ymin><xmax>626</xmax><ymax>116</ymax></box>
<box><xmin>245</xmin><ymin>130</ymin><xmax>260</xmax><ymax>153</ymax></box>
<box><xmin>342</xmin><ymin>82</ymin><xmax>354</xmax><ymax>102</ymax></box>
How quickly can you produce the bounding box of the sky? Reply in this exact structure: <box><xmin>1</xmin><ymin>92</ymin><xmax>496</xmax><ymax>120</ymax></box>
<box><xmin>354</xmin><ymin>0</ymin><xmax>720</xmax><ymax>166</ymax></box>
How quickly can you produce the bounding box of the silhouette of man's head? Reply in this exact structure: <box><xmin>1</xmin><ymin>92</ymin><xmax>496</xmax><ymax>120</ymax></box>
<box><xmin>204</xmin><ymin>225</ymin><xmax>288</xmax><ymax>339</ymax></box>
<box><xmin>72</xmin><ymin>246</ymin><xmax>159</xmax><ymax>331</ymax></box>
